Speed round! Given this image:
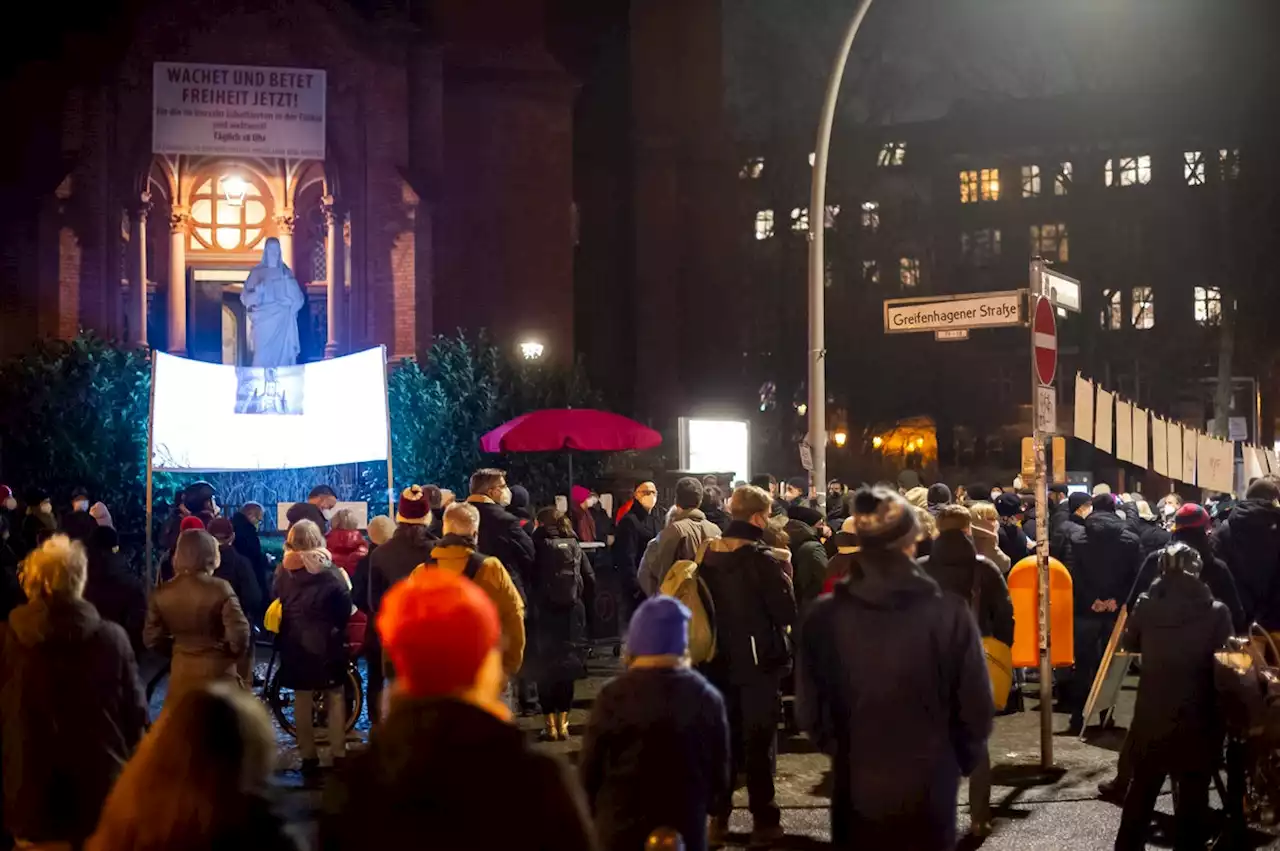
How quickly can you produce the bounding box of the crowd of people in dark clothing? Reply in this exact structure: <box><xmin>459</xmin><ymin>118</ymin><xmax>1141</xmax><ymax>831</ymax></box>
<box><xmin>1</xmin><ymin>465</ymin><xmax>1278</xmax><ymax>851</ymax></box>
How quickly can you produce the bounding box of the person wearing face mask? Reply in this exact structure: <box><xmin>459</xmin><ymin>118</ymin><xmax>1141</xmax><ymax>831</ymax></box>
<box><xmin>570</xmin><ymin>485</ymin><xmax>600</xmax><ymax>543</ymax></box>
<box><xmin>695</xmin><ymin>484</ymin><xmax>797</xmax><ymax>847</ymax></box>
<box><xmin>465</xmin><ymin>469</ymin><xmax>535</xmax><ymax>600</ymax></box>
<box><xmin>614</xmin><ymin>482</ymin><xmax>663</xmax><ymax>616</ymax></box>
<box><xmin>69</xmin><ymin>486</ymin><xmax>91</xmax><ymax>515</ymax></box>
<box><xmin>21</xmin><ymin>488</ymin><xmax>57</xmax><ymax>557</ymax></box>
<box><xmin>287</xmin><ymin>484</ymin><xmax>338</xmax><ymax>532</ymax></box>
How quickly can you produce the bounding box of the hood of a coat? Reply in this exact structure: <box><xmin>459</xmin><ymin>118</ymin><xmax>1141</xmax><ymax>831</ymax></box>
<box><xmin>1141</xmin><ymin>570</ymin><xmax>1215</xmax><ymax>626</ymax></box>
<box><xmin>1084</xmin><ymin>507</ymin><xmax>1130</xmax><ymax>542</ymax></box>
<box><xmin>668</xmin><ymin>507</ymin><xmax>708</xmax><ymax>526</ymax></box>
<box><xmin>429</xmin><ymin>542</ymin><xmax>476</xmax><ymax>569</ymax></box>
<box><xmin>783</xmin><ymin>518</ymin><xmax>819</xmax><ymax>548</ymax></box>
<box><xmin>836</xmin><ymin>547</ymin><xmax>940</xmax><ymax>609</ymax></box>
<box><xmin>325</xmin><ymin>528</ymin><xmax>366</xmax><ymax>555</ymax></box>
<box><xmin>1227</xmin><ymin>499</ymin><xmax>1280</xmax><ymax>539</ymax></box>
<box><xmin>8</xmin><ymin>595</ymin><xmax>101</xmax><ymax>648</ymax></box>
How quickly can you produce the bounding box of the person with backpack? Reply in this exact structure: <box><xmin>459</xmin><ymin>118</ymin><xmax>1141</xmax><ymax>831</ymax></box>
<box><xmin>529</xmin><ymin>507</ymin><xmax>596</xmax><ymax>741</ymax></box>
<box><xmin>580</xmin><ymin>595</ymin><xmax>729</xmax><ymax>851</ymax></box>
<box><xmin>638</xmin><ymin>477</ymin><xmax>722</xmax><ymax>597</ymax></box>
<box><xmin>697</xmin><ymin>484</ymin><xmax>798</xmax><ymax>848</ymax></box>
<box><xmin>414</xmin><ymin>502</ymin><xmax>526</xmax><ymax>677</ymax></box>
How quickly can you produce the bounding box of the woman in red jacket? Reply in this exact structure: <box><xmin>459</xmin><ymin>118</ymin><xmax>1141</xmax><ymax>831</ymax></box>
<box><xmin>325</xmin><ymin>509</ymin><xmax>368</xmax><ymax>578</ymax></box>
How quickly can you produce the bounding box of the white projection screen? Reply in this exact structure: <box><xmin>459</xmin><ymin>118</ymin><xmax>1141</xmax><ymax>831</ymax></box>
<box><xmin>679</xmin><ymin>417</ymin><xmax>750</xmax><ymax>482</ymax></box>
<box><xmin>151</xmin><ymin>347</ymin><xmax>390</xmax><ymax>472</ymax></box>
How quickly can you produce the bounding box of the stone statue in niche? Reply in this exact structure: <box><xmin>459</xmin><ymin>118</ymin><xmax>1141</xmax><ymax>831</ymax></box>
<box><xmin>241</xmin><ymin>236</ymin><xmax>304</xmax><ymax>367</ymax></box>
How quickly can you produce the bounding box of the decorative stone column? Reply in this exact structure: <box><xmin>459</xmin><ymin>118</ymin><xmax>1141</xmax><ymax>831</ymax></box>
<box><xmin>273</xmin><ymin>211</ymin><xmax>297</xmax><ymax>270</ymax></box>
<box><xmin>321</xmin><ymin>195</ymin><xmax>345</xmax><ymax>358</ymax></box>
<box><xmin>167</xmin><ymin>207</ymin><xmax>190</xmax><ymax>355</ymax></box>
<box><xmin>128</xmin><ymin>193</ymin><xmax>152</xmax><ymax>347</ymax></box>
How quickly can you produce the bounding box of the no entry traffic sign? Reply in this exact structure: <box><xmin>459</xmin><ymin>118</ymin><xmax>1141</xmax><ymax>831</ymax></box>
<box><xmin>1034</xmin><ymin>296</ymin><xmax>1057</xmax><ymax>386</ymax></box>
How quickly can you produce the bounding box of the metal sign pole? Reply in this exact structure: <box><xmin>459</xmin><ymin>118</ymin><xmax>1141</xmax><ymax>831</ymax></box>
<box><xmin>1031</xmin><ymin>259</ymin><xmax>1054</xmax><ymax>768</ymax></box>
<box><xmin>145</xmin><ymin>353</ymin><xmax>157</xmax><ymax>587</ymax></box>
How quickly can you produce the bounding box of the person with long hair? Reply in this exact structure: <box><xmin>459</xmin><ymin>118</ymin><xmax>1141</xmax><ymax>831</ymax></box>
<box><xmin>87</xmin><ymin>682</ymin><xmax>298</xmax><ymax>851</ymax></box>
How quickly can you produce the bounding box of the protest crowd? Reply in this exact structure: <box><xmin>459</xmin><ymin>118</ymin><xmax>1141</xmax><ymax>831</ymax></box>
<box><xmin>0</xmin><ymin>465</ymin><xmax>1276</xmax><ymax>851</ymax></box>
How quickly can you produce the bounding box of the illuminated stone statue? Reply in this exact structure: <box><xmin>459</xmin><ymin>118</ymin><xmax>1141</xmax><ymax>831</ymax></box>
<box><xmin>241</xmin><ymin>236</ymin><xmax>304</xmax><ymax>367</ymax></box>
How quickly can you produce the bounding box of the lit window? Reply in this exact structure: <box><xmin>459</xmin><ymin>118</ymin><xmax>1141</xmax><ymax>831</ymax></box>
<box><xmin>1021</xmin><ymin>165</ymin><xmax>1041</xmax><ymax>198</ymax></box>
<box><xmin>790</xmin><ymin>207</ymin><xmax>809</xmax><ymax>232</ymax></box>
<box><xmin>1105</xmin><ymin>155</ymin><xmax>1152</xmax><ymax>187</ymax></box>
<box><xmin>739</xmin><ymin>157</ymin><xmax>765</xmax><ymax>180</ymax></box>
<box><xmin>808</xmin><ymin>152</ymin><xmax>816</xmax><ymax>167</ymax></box>
<box><xmin>878</xmin><ymin>141</ymin><xmax>907</xmax><ymax>167</ymax></box>
<box><xmin>1219</xmin><ymin>148</ymin><xmax>1240</xmax><ymax>180</ymax></box>
<box><xmin>860</xmin><ymin>201</ymin><xmax>879</xmax><ymax>231</ymax></box>
<box><xmin>1184</xmin><ymin>151</ymin><xmax>1205</xmax><ymax>186</ymax></box>
<box><xmin>961</xmin><ymin>228</ymin><xmax>1001</xmax><ymax>264</ymax></box>
<box><xmin>1054</xmin><ymin>162</ymin><xmax>1073</xmax><ymax>196</ymax></box>
<box><xmin>899</xmin><ymin>257</ymin><xmax>920</xmax><ymax>288</ymax></box>
<box><xmin>1101</xmin><ymin>290</ymin><xmax>1122</xmax><ymax>330</ymax></box>
<box><xmin>754</xmin><ymin>210</ymin><xmax>775</xmax><ymax>240</ymax></box>
<box><xmin>1194</xmin><ymin>286</ymin><xmax>1222</xmax><ymax>325</ymax></box>
<box><xmin>824</xmin><ymin>204</ymin><xmax>841</xmax><ymax>229</ymax></box>
<box><xmin>862</xmin><ymin>260</ymin><xmax>879</xmax><ymax>284</ymax></box>
<box><xmin>959</xmin><ymin>170</ymin><xmax>979</xmax><ymax>204</ymax></box>
<box><xmin>1132</xmin><ymin>286</ymin><xmax>1155</xmax><ymax>329</ymax></box>
<box><xmin>980</xmin><ymin>168</ymin><xmax>1000</xmax><ymax>201</ymax></box>
<box><xmin>1030</xmin><ymin>223</ymin><xmax>1069</xmax><ymax>263</ymax></box>
<box><xmin>188</xmin><ymin>175</ymin><xmax>268</xmax><ymax>252</ymax></box>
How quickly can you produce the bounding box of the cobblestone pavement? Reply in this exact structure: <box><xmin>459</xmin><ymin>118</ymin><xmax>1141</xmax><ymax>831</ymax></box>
<box><xmin>159</xmin><ymin>648</ymin><xmax>1279</xmax><ymax>850</ymax></box>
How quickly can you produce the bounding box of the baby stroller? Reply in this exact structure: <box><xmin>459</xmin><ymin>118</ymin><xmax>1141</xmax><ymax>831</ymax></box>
<box><xmin>262</xmin><ymin>597</ymin><xmax>366</xmax><ymax>737</ymax></box>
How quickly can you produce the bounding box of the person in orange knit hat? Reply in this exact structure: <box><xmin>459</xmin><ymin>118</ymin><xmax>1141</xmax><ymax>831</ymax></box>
<box><xmin>322</xmin><ymin>570</ymin><xmax>596</xmax><ymax>851</ymax></box>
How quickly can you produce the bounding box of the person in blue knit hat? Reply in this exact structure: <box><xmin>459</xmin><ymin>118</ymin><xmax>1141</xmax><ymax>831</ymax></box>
<box><xmin>579</xmin><ymin>596</ymin><xmax>730</xmax><ymax>851</ymax></box>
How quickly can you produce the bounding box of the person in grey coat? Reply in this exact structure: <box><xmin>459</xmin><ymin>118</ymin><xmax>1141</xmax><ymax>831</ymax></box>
<box><xmin>144</xmin><ymin>529</ymin><xmax>251</xmax><ymax>706</ymax></box>
<box><xmin>637</xmin><ymin>477</ymin><xmax>722</xmax><ymax>596</ymax></box>
<box><xmin>797</xmin><ymin>487</ymin><xmax>993</xmax><ymax>851</ymax></box>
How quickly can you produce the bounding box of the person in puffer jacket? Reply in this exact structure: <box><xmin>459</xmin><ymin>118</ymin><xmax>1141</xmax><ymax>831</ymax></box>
<box><xmin>1212</xmin><ymin>478</ymin><xmax>1280</xmax><ymax>629</ymax></box>
<box><xmin>325</xmin><ymin>509</ymin><xmax>369</xmax><ymax>578</ymax></box>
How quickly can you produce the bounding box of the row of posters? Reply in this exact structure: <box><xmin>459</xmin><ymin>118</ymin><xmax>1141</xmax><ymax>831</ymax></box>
<box><xmin>1073</xmin><ymin>374</ymin><xmax>1277</xmax><ymax>495</ymax></box>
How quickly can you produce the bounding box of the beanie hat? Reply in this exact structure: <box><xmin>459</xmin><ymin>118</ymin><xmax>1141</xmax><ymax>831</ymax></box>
<box><xmin>995</xmin><ymin>493</ymin><xmax>1022</xmax><ymax>518</ymax></box>
<box><xmin>1246</xmin><ymin>478</ymin><xmax>1280</xmax><ymax>502</ymax></box>
<box><xmin>207</xmin><ymin>517</ymin><xmax>235</xmax><ymax>541</ymax></box>
<box><xmin>396</xmin><ymin>485</ymin><xmax>432</xmax><ymax>526</ymax></box>
<box><xmin>1067</xmin><ymin>492</ymin><xmax>1091</xmax><ymax>514</ymax></box>
<box><xmin>1049</xmin><ymin>483</ymin><xmax>1070</xmax><ymax>496</ymax></box>
<box><xmin>786</xmin><ymin>476</ymin><xmax>807</xmax><ymax>492</ymax></box>
<box><xmin>787</xmin><ymin>505</ymin><xmax>824</xmax><ymax>528</ymax></box>
<box><xmin>571</xmin><ymin>485</ymin><xmax>592</xmax><ymax>508</ymax></box>
<box><xmin>180</xmin><ymin>515</ymin><xmax>207</xmax><ymax>532</ymax></box>
<box><xmin>368</xmin><ymin>515</ymin><xmax>396</xmax><ymax>546</ymax></box>
<box><xmin>508</xmin><ymin>485</ymin><xmax>530</xmax><ymax>510</ymax></box>
<box><xmin>1092</xmin><ymin>483</ymin><xmax>1112</xmax><ymax>497</ymax></box>
<box><xmin>1136</xmin><ymin>500</ymin><xmax>1156</xmax><ymax>522</ymax></box>
<box><xmin>1092</xmin><ymin>492</ymin><xmax>1117</xmax><ymax>512</ymax></box>
<box><xmin>904</xmin><ymin>486</ymin><xmax>929</xmax><ymax>509</ymax></box>
<box><xmin>377</xmin><ymin>569</ymin><xmax>501</xmax><ymax>699</ymax></box>
<box><xmin>1174</xmin><ymin>503</ymin><xmax>1211</xmax><ymax>531</ymax></box>
<box><xmin>851</xmin><ymin>487</ymin><xmax>919</xmax><ymax>549</ymax></box>
<box><xmin>926</xmin><ymin>483</ymin><xmax>952</xmax><ymax>507</ymax></box>
<box><xmin>627</xmin><ymin>595</ymin><xmax>691</xmax><ymax>658</ymax></box>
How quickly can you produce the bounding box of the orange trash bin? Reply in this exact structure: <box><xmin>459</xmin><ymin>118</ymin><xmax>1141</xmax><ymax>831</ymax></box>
<box><xmin>1008</xmin><ymin>554</ymin><xmax>1074</xmax><ymax>668</ymax></box>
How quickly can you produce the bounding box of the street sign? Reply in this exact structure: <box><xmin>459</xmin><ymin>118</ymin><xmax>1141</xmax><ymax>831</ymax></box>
<box><xmin>935</xmin><ymin>329</ymin><xmax>969</xmax><ymax>341</ymax></box>
<box><xmin>1044</xmin><ymin>268</ymin><xmax>1081</xmax><ymax>313</ymax></box>
<box><xmin>799</xmin><ymin>441</ymin><xmax>813</xmax><ymax>472</ymax></box>
<box><xmin>883</xmin><ymin>291</ymin><xmax>1023</xmax><ymax>334</ymax></box>
<box><xmin>1033</xmin><ymin>296</ymin><xmax>1057</xmax><ymax>386</ymax></box>
<box><xmin>1037</xmin><ymin>385</ymin><xmax>1057</xmax><ymax>434</ymax></box>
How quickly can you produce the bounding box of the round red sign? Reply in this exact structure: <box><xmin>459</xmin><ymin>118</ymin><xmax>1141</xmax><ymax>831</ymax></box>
<box><xmin>1034</xmin><ymin>296</ymin><xmax>1057</xmax><ymax>386</ymax></box>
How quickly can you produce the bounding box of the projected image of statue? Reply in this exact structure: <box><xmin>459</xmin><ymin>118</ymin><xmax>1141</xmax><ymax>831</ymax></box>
<box><xmin>241</xmin><ymin>236</ymin><xmax>304</xmax><ymax>367</ymax></box>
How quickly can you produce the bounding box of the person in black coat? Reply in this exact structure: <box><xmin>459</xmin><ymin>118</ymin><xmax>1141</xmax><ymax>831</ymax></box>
<box><xmin>580</xmin><ymin>596</ymin><xmax>729</xmax><ymax>851</ymax></box>
<box><xmin>369</xmin><ymin>488</ymin><xmax>439</xmax><ymax>620</ymax></box>
<box><xmin>1131</xmin><ymin>500</ymin><xmax>1172</xmax><ymax>561</ymax></box>
<box><xmin>701</xmin><ymin>485</ymin><xmax>732</xmax><ymax>532</ymax></box>
<box><xmin>825</xmin><ymin>480</ymin><xmax>849</xmax><ymax>528</ymax></box>
<box><xmin>208</xmin><ymin>518</ymin><xmax>264</xmax><ymax>620</ymax></box>
<box><xmin>784</xmin><ymin>506</ymin><xmax>830</xmax><ymax>609</ymax></box>
<box><xmin>1058</xmin><ymin>493</ymin><xmax>1142</xmax><ymax>732</ymax></box>
<box><xmin>321</xmin><ymin>570</ymin><xmax>596</xmax><ymax>851</ymax></box>
<box><xmin>613</xmin><ymin>481</ymin><xmax>663</xmax><ymax>619</ymax></box>
<box><xmin>231</xmin><ymin>502</ymin><xmax>272</xmax><ymax>605</ymax></box>
<box><xmin>1212</xmin><ymin>478</ymin><xmax>1280</xmax><ymax>629</ymax></box>
<box><xmin>1114</xmin><ymin>543</ymin><xmax>1232</xmax><ymax>851</ymax></box>
<box><xmin>466</xmin><ymin>469</ymin><xmax>536</xmax><ymax>597</ymax></box>
<box><xmin>62</xmin><ymin>512</ymin><xmax>147</xmax><ymax>658</ymax></box>
<box><xmin>1</xmin><ymin>535</ymin><xmax>148</xmax><ymax>847</ymax></box>
<box><xmin>1024</xmin><ymin>484</ymin><xmax>1071</xmax><ymax>541</ymax></box>
<box><xmin>0</xmin><ymin>514</ymin><xmax>24</xmax><ymax>622</ymax></box>
<box><xmin>995</xmin><ymin>493</ymin><xmax>1030</xmax><ymax>566</ymax></box>
<box><xmin>797</xmin><ymin>487</ymin><xmax>993</xmax><ymax>851</ymax></box>
<box><xmin>697</xmin><ymin>485</ymin><xmax>797</xmax><ymax>847</ymax></box>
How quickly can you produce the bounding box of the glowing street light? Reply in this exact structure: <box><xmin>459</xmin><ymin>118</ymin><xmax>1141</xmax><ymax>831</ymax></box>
<box><xmin>520</xmin><ymin>340</ymin><xmax>545</xmax><ymax>361</ymax></box>
<box><xmin>872</xmin><ymin>435</ymin><xmax>884</xmax><ymax>449</ymax></box>
<box><xmin>832</xmin><ymin>429</ymin><xmax>848</xmax><ymax>448</ymax></box>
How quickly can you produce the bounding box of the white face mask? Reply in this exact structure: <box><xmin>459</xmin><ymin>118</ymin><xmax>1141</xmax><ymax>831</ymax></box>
<box><xmin>499</xmin><ymin>486</ymin><xmax>513</xmax><ymax>507</ymax></box>
<box><xmin>73</xmin><ymin>500</ymin><xmax>89</xmax><ymax>512</ymax></box>
<box><xmin>321</xmin><ymin>507</ymin><xmax>336</xmax><ymax>521</ymax></box>
<box><xmin>638</xmin><ymin>494</ymin><xmax>657</xmax><ymax>511</ymax></box>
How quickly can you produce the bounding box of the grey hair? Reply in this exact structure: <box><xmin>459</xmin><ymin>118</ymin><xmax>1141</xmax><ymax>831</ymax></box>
<box><xmin>443</xmin><ymin>502</ymin><xmax>481</xmax><ymax>537</ymax></box>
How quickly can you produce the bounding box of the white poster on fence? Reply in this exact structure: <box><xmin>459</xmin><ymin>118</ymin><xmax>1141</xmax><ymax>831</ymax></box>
<box><xmin>1151</xmin><ymin>418</ymin><xmax>1169</xmax><ymax>477</ymax></box>
<box><xmin>1095</xmin><ymin>389</ymin><xmax>1114</xmax><ymax>454</ymax></box>
<box><xmin>151</xmin><ymin>347</ymin><xmax>389</xmax><ymax>471</ymax></box>
<box><xmin>1197</xmin><ymin>433</ymin><xmax>1217</xmax><ymax>492</ymax></box>
<box><xmin>1074</xmin><ymin>375</ymin><xmax>1094</xmax><ymax>443</ymax></box>
<box><xmin>1167</xmin><ymin>424</ymin><xmax>1183</xmax><ymax>482</ymax></box>
<box><xmin>1182</xmin><ymin>428</ymin><xmax>1198</xmax><ymax>486</ymax></box>
<box><xmin>152</xmin><ymin>62</ymin><xmax>326</xmax><ymax>158</ymax></box>
<box><xmin>1115</xmin><ymin>400</ymin><xmax>1133</xmax><ymax>462</ymax></box>
<box><xmin>1200</xmin><ymin>436</ymin><xmax>1234</xmax><ymax>495</ymax></box>
<box><xmin>1243</xmin><ymin>447</ymin><xmax>1264</xmax><ymax>483</ymax></box>
<box><xmin>1133</xmin><ymin>407</ymin><xmax>1149</xmax><ymax>469</ymax></box>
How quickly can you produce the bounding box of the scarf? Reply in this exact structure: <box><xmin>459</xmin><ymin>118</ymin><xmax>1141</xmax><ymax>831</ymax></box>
<box><xmin>283</xmin><ymin>547</ymin><xmax>334</xmax><ymax>574</ymax></box>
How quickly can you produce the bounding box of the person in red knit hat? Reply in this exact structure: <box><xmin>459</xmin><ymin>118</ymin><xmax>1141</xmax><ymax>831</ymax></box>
<box><xmin>322</xmin><ymin>570</ymin><xmax>597</xmax><ymax>851</ymax></box>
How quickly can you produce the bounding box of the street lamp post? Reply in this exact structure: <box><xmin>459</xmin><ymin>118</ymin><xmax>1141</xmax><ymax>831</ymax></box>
<box><xmin>808</xmin><ymin>0</ymin><xmax>875</xmax><ymax>511</ymax></box>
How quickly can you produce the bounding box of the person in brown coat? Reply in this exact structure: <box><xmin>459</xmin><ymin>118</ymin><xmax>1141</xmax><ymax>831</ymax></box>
<box><xmin>144</xmin><ymin>529</ymin><xmax>251</xmax><ymax>706</ymax></box>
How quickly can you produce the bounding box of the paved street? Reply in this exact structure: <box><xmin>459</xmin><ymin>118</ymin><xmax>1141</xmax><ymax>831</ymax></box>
<box><xmin>214</xmin><ymin>649</ymin><xmax>1280</xmax><ymax>850</ymax></box>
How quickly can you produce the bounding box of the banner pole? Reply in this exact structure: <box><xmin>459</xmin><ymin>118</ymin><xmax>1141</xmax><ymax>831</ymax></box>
<box><xmin>145</xmin><ymin>353</ymin><xmax>157</xmax><ymax>587</ymax></box>
<box><xmin>383</xmin><ymin>346</ymin><xmax>394</xmax><ymax>517</ymax></box>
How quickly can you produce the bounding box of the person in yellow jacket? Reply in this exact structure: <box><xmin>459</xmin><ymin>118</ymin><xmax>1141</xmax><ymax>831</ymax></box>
<box><xmin>413</xmin><ymin>502</ymin><xmax>526</xmax><ymax>675</ymax></box>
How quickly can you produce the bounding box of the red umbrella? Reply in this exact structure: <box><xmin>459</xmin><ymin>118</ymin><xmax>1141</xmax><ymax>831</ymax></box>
<box><xmin>480</xmin><ymin>408</ymin><xmax>661</xmax><ymax>454</ymax></box>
